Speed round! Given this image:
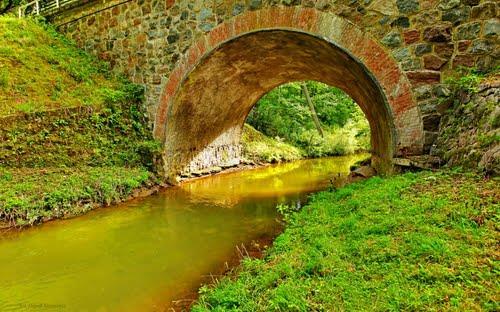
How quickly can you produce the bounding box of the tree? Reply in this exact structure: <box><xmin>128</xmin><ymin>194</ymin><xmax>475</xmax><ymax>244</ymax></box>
<box><xmin>301</xmin><ymin>82</ymin><xmax>324</xmax><ymax>137</ymax></box>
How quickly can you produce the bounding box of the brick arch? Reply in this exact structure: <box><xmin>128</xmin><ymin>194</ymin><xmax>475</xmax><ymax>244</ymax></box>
<box><xmin>154</xmin><ymin>7</ymin><xmax>423</xmax><ymax>180</ymax></box>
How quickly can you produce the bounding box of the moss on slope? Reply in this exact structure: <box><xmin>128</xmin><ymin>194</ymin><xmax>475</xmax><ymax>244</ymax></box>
<box><xmin>0</xmin><ymin>16</ymin><xmax>123</xmax><ymax>116</ymax></box>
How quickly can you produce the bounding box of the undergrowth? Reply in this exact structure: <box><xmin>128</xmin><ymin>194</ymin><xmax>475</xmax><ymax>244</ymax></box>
<box><xmin>0</xmin><ymin>16</ymin><xmax>163</xmax><ymax>226</ymax></box>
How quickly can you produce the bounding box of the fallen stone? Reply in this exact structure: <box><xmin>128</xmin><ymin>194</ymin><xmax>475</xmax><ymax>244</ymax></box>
<box><xmin>351</xmin><ymin>166</ymin><xmax>376</xmax><ymax>178</ymax></box>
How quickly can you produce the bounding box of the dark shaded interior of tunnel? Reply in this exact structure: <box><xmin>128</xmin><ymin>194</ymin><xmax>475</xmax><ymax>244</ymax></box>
<box><xmin>163</xmin><ymin>30</ymin><xmax>396</xmax><ymax>175</ymax></box>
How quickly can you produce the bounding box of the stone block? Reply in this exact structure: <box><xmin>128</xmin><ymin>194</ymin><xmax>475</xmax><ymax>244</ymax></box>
<box><xmin>424</xmin><ymin>24</ymin><xmax>452</xmax><ymax>42</ymax></box>
<box><xmin>469</xmin><ymin>39</ymin><xmax>495</xmax><ymax>54</ymax></box>
<box><xmin>484</xmin><ymin>19</ymin><xmax>499</xmax><ymax>37</ymax></box>
<box><xmin>414</xmin><ymin>85</ymin><xmax>433</xmax><ymax>100</ymax></box>
<box><xmin>442</xmin><ymin>6</ymin><xmax>471</xmax><ymax>25</ymax></box>
<box><xmin>423</xmin><ymin>114</ymin><xmax>441</xmax><ymax>131</ymax></box>
<box><xmin>452</xmin><ymin>54</ymin><xmax>476</xmax><ymax>67</ymax></box>
<box><xmin>471</xmin><ymin>2</ymin><xmax>498</xmax><ymax>19</ymax></box>
<box><xmin>455</xmin><ymin>22</ymin><xmax>481</xmax><ymax>40</ymax></box>
<box><xmin>415</xmin><ymin>43</ymin><xmax>432</xmax><ymax>56</ymax></box>
<box><xmin>423</xmin><ymin>54</ymin><xmax>448</xmax><ymax>70</ymax></box>
<box><xmin>419</xmin><ymin>99</ymin><xmax>439</xmax><ymax>113</ymax></box>
<box><xmin>396</xmin><ymin>0</ymin><xmax>420</xmax><ymax>14</ymax></box>
<box><xmin>403</xmin><ymin>29</ymin><xmax>421</xmax><ymax>44</ymax></box>
<box><xmin>407</xmin><ymin>70</ymin><xmax>442</xmax><ymax>85</ymax></box>
<box><xmin>382</xmin><ymin>30</ymin><xmax>403</xmax><ymax>47</ymax></box>
<box><xmin>434</xmin><ymin>43</ymin><xmax>454</xmax><ymax>58</ymax></box>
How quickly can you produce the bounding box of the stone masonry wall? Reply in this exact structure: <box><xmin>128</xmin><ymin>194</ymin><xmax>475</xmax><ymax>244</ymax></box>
<box><xmin>53</xmin><ymin>0</ymin><xmax>499</xmax><ymax>175</ymax></box>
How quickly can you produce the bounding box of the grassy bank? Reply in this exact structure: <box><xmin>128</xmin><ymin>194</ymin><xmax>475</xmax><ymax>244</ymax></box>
<box><xmin>193</xmin><ymin>170</ymin><xmax>499</xmax><ymax>311</ymax></box>
<box><xmin>0</xmin><ymin>17</ymin><xmax>161</xmax><ymax>227</ymax></box>
<box><xmin>0</xmin><ymin>15</ymin><xmax>124</xmax><ymax>116</ymax></box>
<box><xmin>0</xmin><ymin>167</ymin><xmax>156</xmax><ymax>227</ymax></box>
<box><xmin>241</xmin><ymin>124</ymin><xmax>302</xmax><ymax>163</ymax></box>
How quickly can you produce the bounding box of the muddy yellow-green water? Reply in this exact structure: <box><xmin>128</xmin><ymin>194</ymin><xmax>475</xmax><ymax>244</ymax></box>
<box><xmin>0</xmin><ymin>155</ymin><xmax>367</xmax><ymax>311</ymax></box>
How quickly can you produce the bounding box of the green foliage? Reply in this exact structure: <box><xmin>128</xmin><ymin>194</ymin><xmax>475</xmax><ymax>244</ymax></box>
<box><xmin>0</xmin><ymin>167</ymin><xmax>154</xmax><ymax>225</ymax></box>
<box><xmin>444</xmin><ymin>66</ymin><xmax>499</xmax><ymax>95</ymax></box>
<box><xmin>0</xmin><ymin>16</ymin><xmax>163</xmax><ymax>227</ymax></box>
<box><xmin>247</xmin><ymin>81</ymin><xmax>370</xmax><ymax>157</ymax></box>
<box><xmin>241</xmin><ymin>124</ymin><xmax>302</xmax><ymax>163</ymax></box>
<box><xmin>0</xmin><ymin>66</ymin><xmax>8</xmax><ymax>88</ymax></box>
<box><xmin>194</xmin><ymin>171</ymin><xmax>499</xmax><ymax>311</ymax></box>
<box><xmin>0</xmin><ymin>15</ymin><xmax>127</xmax><ymax>116</ymax></box>
<box><xmin>435</xmin><ymin>67</ymin><xmax>499</xmax><ymax>174</ymax></box>
<box><xmin>444</xmin><ymin>67</ymin><xmax>485</xmax><ymax>94</ymax></box>
<box><xmin>0</xmin><ymin>97</ymin><xmax>162</xmax><ymax>171</ymax></box>
<box><xmin>0</xmin><ymin>0</ymin><xmax>23</xmax><ymax>14</ymax></box>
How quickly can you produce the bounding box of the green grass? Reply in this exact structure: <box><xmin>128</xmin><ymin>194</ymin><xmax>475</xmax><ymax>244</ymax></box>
<box><xmin>0</xmin><ymin>16</ymin><xmax>163</xmax><ymax>227</ymax></box>
<box><xmin>0</xmin><ymin>16</ymin><xmax>125</xmax><ymax>116</ymax></box>
<box><xmin>193</xmin><ymin>170</ymin><xmax>499</xmax><ymax>311</ymax></box>
<box><xmin>0</xmin><ymin>166</ymin><xmax>156</xmax><ymax>226</ymax></box>
<box><xmin>241</xmin><ymin>124</ymin><xmax>302</xmax><ymax>163</ymax></box>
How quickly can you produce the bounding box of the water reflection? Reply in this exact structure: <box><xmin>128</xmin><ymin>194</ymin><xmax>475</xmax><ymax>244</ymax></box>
<box><xmin>0</xmin><ymin>154</ymin><xmax>368</xmax><ymax>311</ymax></box>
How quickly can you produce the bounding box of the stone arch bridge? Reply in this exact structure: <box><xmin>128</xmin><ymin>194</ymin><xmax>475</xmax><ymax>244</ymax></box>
<box><xmin>52</xmin><ymin>0</ymin><xmax>498</xmax><ymax>181</ymax></box>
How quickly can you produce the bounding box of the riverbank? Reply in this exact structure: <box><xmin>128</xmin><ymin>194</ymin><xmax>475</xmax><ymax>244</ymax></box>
<box><xmin>0</xmin><ymin>16</ymin><xmax>163</xmax><ymax>228</ymax></box>
<box><xmin>0</xmin><ymin>156</ymin><xmax>363</xmax><ymax>311</ymax></box>
<box><xmin>193</xmin><ymin>169</ymin><xmax>499</xmax><ymax>311</ymax></box>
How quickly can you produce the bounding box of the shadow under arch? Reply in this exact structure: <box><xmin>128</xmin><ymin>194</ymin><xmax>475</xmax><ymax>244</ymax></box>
<box><xmin>159</xmin><ymin>29</ymin><xmax>398</xmax><ymax>181</ymax></box>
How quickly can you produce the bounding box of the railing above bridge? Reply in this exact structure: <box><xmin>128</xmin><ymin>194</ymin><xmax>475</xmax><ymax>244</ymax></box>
<box><xmin>16</xmin><ymin>0</ymin><xmax>83</xmax><ymax>18</ymax></box>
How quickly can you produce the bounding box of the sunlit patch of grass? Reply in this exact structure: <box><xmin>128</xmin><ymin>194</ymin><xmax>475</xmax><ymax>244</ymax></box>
<box><xmin>0</xmin><ymin>16</ymin><xmax>123</xmax><ymax>116</ymax></box>
<box><xmin>241</xmin><ymin>124</ymin><xmax>302</xmax><ymax>163</ymax></box>
<box><xmin>193</xmin><ymin>171</ymin><xmax>499</xmax><ymax>311</ymax></box>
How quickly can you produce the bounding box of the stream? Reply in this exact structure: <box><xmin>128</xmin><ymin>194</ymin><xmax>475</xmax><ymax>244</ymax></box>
<box><xmin>0</xmin><ymin>155</ymin><xmax>368</xmax><ymax>311</ymax></box>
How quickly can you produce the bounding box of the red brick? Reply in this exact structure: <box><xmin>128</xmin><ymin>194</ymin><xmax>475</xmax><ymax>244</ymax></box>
<box><xmin>294</xmin><ymin>7</ymin><xmax>319</xmax><ymax>32</ymax></box>
<box><xmin>391</xmin><ymin>88</ymin><xmax>414</xmax><ymax>114</ymax></box>
<box><xmin>208</xmin><ymin>22</ymin><xmax>232</xmax><ymax>47</ymax></box>
<box><xmin>458</xmin><ymin>40</ymin><xmax>471</xmax><ymax>52</ymax></box>
<box><xmin>187</xmin><ymin>39</ymin><xmax>206</xmax><ymax>69</ymax></box>
<box><xmin>233</xmin><ymin>10</ymin><xmax>258</xmax><ymax>36</ymax></box>
<box><xmin>165</xmin><ymin>0</ymin><xmax>174</xmax><ymax>9</ymax></box>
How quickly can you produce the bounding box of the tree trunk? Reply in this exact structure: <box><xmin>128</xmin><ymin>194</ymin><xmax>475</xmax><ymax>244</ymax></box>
<box><xmin>301</xmin><ymin>82</ymin><xmax>324</xmax><ymax>137</ymax></box>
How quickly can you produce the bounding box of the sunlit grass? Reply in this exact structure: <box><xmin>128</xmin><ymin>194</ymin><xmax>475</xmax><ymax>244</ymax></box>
<box><xmin>0</xmin><ymin>16</ymin><xmax>122</xmax><ymax>116</ymax></box>
<box><xmin>193</xmin><ymin>170</ymin><xmax>499</xmax><ymax>311</ymax></box>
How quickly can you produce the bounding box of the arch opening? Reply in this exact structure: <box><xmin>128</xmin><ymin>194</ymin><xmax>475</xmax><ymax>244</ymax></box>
<box><xmin>245</xmin><ymin>80</ymin><xmax>371</xmax><ymax>160</ymax></box>
<box><xmin>161</xmin><ymin>30</ymin><xmax>397</xmax><ymax>181</ymax></box>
